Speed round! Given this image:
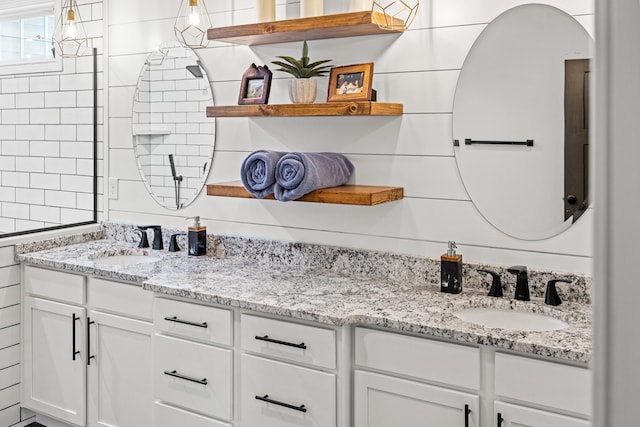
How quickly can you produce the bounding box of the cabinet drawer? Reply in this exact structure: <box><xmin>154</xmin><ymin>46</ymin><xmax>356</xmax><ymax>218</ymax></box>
<box><xmin>355</xmin><ymin>327</ymin><xmax>480</xmax><ymax>390</ymax></box>
<box><xmin>495</xmin><ymin>401</ymin><xmax>590</xmax><ymax>426</ymax></box>
<box><xmin>354</xmin><ymin>370</ymin><xmax>480</xmax><ymax>427</ymax></box>
<box><xmin>154</xmin><ymin>334</ymin><xmax>232</xmax><ymax>421</ymax></box>
<box><xmin>495</xmin><ymin>352</ymin><xmax>591</xmax><ymax>416</ymax></box>
<box><xmin>24</xmin><ymin>266</ymin><xmax>85</xmax><ymax>304</ymax></box>
<box><xmin>89</xmin><ymin>277</ymin><xmax>153</xmax><ymax>320</ymax></box>
<box><xmin>241</xmin><ymin>314</ymin><xmax>335</xmax><ymax>369</ymax></box>
<box><xmin>154</xmin><ymin>402</ymin><xmax>231</xmax><ymax>427</ymax></box>
<box><xmin>241</xmin><ymin>354</ymin><xmax>335</xmax><ymax>427</ymax></box>
<box><xmin>154</xmin><ymin>297</ymin><xmax>232</xmax><ymax>346</ymax></box>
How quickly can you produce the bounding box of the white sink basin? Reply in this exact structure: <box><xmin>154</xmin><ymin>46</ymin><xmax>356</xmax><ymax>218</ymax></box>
<box><xmin>93</xmin><ymin>254</ymin><xmax>161</xmax><ymax>266</ymax></box>
<box><xmin>453</xmin><ymin>308</ymin><xmax>569</xmax><ymax>331</ymax></box>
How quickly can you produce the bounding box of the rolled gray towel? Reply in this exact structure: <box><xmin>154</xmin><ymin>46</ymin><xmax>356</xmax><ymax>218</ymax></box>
<box><xmin>274</xmin><ymin>152</ymin><xmax>354</xmax><ymax>202</ymax></box>
<box><xmin>240</xmin><ymin>150</ymin><xmax>286</xmax><ymax>198</ymax></box>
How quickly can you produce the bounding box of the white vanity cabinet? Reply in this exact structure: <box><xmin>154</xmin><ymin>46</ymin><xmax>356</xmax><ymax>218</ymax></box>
<box><xmin>353</xmin><ymin>327</ymin><xmax>481</xmax><ymax>427</ymax></box>
<box><xmin>152</xmin><ymin>297</ymin><xmax>233</xmax><ymax>427</ymax></box>
<box><xmin>22</xmin><ymin>266</ymin><xmax>154</xmax><ymax>427</ymax></box>
<box><xmin>23</xmin><ymin>266</ymin><xmax>87</xmax><ymax>426</ymax></box>
<box><xmin>239</xmin><ymin>314</ymin><xmax>338</xmax><ymax>427</ymax></box>
<box><xmin>493</xmin><ymin>352</ymin><xmax>591</xmax><ymax>427</ymax></box>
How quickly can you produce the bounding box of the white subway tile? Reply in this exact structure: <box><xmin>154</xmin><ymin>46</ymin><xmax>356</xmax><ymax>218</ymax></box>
<box><xmin>45</xmin><ymin>125</ymin><xmax>77</xmax><ymax>141</ymax></box>
<box><xmin>0</xmin><ymin>94</ymin><xmax>15</xmax><ymax>109</ymax></box>
<box><xmin>31</xmin><ymin>173</ymin><xmax>61</xmax><ymax>190</ymax></box>
<box><xmin>30</xmin><ymin>140</ymin><xmax>60</xmax><ymax>157</ymax></box>
<box><xmin>61</xmin><ymin>141</ymin><xmax>93</xmax><ymax>158</ymax></box>
<box><xmin>30</xmin><ymin>205</ymin><xmax>61</xmax><ymax>223</ymax></box>
<box><xmin>175</xmin><ymin>101</ymin><xmax>200</xmax><ymax>113</ymax></box>
<box><xmin>61</xmin><ymin>57</ymin><xmax>77</xmax><ymax>75</ymax></box>
<box><xmin>15</xmin><ymin>125</ymin><xmax>45</xmax><ymax>141</ymax></box>
<box><xmin>29</xmin><ymin>75</ymin><xmax>60</xmax><ymax>92</ymax></box>
<box><xmin>61</xmin><ymin>175</ymin><xmax>93</xmax><ymax>192</ymax></box>
<box><xmin>0</xmin><ymin>187</ymin><xmax>15</xmax><ymax>203</ymax></box>
<box><xmin>15</xmin><ymin>219</ymin><xmax>44</xmax><ymax>231</ymax></box>
<box><xmin>187</xmin><ymin>134</ymin><xmax>214</xmax><ymax>145</ymax></box>
<box><xmin>15</xmin><ymin>157</ymin><xmax>44</xmax><ymax>173</ymax></box>
<box><xmin>61</xmin><ymin>207</ymin><xmax>93</xmax><ymax>224</ymax></box>
<box><xmin>1</xmin><ymin>77</ymin><xmax>29</xmax><ymax>93</ymax></box>
<box><xmin>45</xmin><ymin>91</ymin><xmax>77</xmax><ymax>108</ymax></box>
<box><xmin>1</xmin><ymin>110</ymin><xmax>29</xmax><ymax>125</ymax></box>
<box><xmin>77</xmin><ymin>159</ymin><xmax>94</xmax><ymax>176</ymax></box>
<box><xmin>1</xmin><ymin>171</ymin><xmax>29</xmax><ymax>188</ymax></box>
<box><xmin>60</xmin><ymin>73</ymin><xmax>94</xmax><ymax>91</ymax></box>
<box><xmin>77</xmin><ymin>90</ymin><xmax>94</xmax><ymax>107</ymax></box>
<box><xmin>0</xmin><ymin>217</ymin><xmax>15</xmax><ymax>233</ymax></box>
<box><xmin>45</xmin><ymin>190</ymin><xmax>77</xmax><ymax>208</ymax></box>
<box><xmin>164</xmin><ymin>91</ymin><xmax>186</xmax><ymax>102</ymax></box>
<box><xmin>61</xmin><ymin>108</ymin><xmax>94</xmax><ymax>124</ymax></box>
<box><xmin>15</xmin><ymin>188</ymin><xmax>45</xmax><ymax>205</ymax></box>
<box><xmin>76</xmin><ymin>125</ymin><xmax>94</xmax><ymax>142</ymax></box>
<box><xmin>76</xmin><ymin>192</ymin><xmax>94</xmax><ymax>210</ymax></box>
<box><xmin>30</xmin><ymin>109</ymin><xmax>61</xmax><ymax>124</ymax></box>
<box><xmin>45</xmin><ymin>158</ymin><xmax>77</xmax><ymax>174</ymax></box>
<box><xmin>1</xmin><ymin>202</ymin><xmax>29</xmax><ymax>218</ymax></box>
<box><xmin>15</xmin><ymin>93</ymin><xmax>44</xmax><ymax>109</ymax></box>
<box><xmin>0</xmin><ymin>126</ymin><xmax>15</xmax><ymax>140</ymax></box>
<box><xmin>1</xmin><ymin>141</ymin><xmax>29</xmax><ymax>156</ymax></box>
<box><xmin>0</xmin><ymin>157</ymin><xmax>14</xmax><ymax>171</ymax></box>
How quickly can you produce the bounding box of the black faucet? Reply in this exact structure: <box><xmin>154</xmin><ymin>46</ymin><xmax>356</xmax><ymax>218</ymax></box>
<box><xmin>136</xmin><ymin>227</ymin><xmax>150</xmax><ymax>248</ymax></box>
<box><xmin>545</xmin><ymin>279</ymin><xmax>572</xmax><ymax>306</ymax></box>
<box><xmin>478</xmin><ymin>269</ymin><xmax>503</xmax><ymax>297</ymax></box>
<box><xmin>507</xmin><ymin>265</ymin><xmax>529</xmax><ymax>301</ymax></box>
<box><xmin>169</xmin><ymin>233</ymin><xmax>186</xmax><ymax>252</ymax></box>
<box><xmin>138</xmin><ymin>226</ymin><xmax>163</xmax><ymax>250</ymax></box>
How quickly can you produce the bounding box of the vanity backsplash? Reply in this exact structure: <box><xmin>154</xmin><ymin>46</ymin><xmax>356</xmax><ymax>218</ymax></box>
<box><xmin>17</xmin><ymin>221</ymin><xmax>592</xmax><ymax>304</ymax></box>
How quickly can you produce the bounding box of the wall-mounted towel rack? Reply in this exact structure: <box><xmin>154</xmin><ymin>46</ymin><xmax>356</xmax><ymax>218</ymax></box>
<box><xmin>454</xmin><ymin>139</ymin><xmax>534</xmax><ymax>147</ymax></box>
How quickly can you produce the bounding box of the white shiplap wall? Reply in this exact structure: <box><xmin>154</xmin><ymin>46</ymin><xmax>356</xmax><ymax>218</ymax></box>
<box><xmin>107</xmin><ymin>0</ymin><xmax>595</xmax><ymax>274</ymax></box>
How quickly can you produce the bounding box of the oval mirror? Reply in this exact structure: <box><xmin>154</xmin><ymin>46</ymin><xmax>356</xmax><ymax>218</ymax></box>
<box><xmin>452</xmin><ymin>5</ymin><xmax>593</xmax><ymax>240</ymax></box>
<box><xmin>132</xmin><ymin>41</ymin><xmax>215</xmax><ymax>210</ymax></box>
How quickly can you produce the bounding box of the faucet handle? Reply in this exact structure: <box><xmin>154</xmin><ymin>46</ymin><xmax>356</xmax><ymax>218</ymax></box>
<box><xmin>507</xmin><ymin>265</ymin><xmax>527</xmax><ymax>275</ymax></box>
<box><xmin>169</xmin><ymin>233</ymin><xmax>187</xmax><ymax>252</ymax></box>
<box><xmin>478</xmin><ymin>269</ymin><xmax>503</xmax><ymax>297</ymax></box>
<box><xmin>136</xmin><ymin>227</ymin><xmax>150</xmax><ymax>248</ymax></box>
<box><xmin>545</xmin><ymin>279</ymin><xmax>573</xmax><ymax>306</ymax></box>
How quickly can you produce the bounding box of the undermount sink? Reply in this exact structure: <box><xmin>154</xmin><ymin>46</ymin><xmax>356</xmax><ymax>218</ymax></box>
<box><xmin>453</xmin><ymin>307</ymin><xmax>569</xmax><ymax>332</ymax></box>
<box><xmin>92</xmin><ymin>254</ymin><xmax>161</xmax><ymax>266</ymax></box>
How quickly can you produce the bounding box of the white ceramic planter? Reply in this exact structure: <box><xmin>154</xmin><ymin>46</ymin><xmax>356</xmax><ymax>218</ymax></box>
<box><xmin>289</xmin><ymin>78</ymin><xmax>317</xmax><ymax>104</ymax></box>
<box><xmin>256</xmin><ymin>0</ymin><xmax>275</xmax><ymax>22</ymax></box>
<box><xmin>300</xmin><ymin>0</ymin><xmax>323</xmax><ymax>17</ymax></box>
<box><xmin>349</xmin><ymin>0</ymin><xmax>373</xmax><ymax>11</ymax></box>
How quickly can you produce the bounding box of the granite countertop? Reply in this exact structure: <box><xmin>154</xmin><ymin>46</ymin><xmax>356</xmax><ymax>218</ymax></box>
<box><xmin>17</xmin><ymin>238</ymin><xmax>592</xmax><ymax>364</ymax></box>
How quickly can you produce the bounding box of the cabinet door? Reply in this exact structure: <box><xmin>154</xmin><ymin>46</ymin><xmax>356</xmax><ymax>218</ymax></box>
<box><xmin>22</xmin><ymin>296</ymin><xmax>86</xmax><ymax>426</ymax></box>
<box><xmin>354</xmin><ymin>370</ymin><xmax>479</xmax><ymax>427</ymax></box>
<box><xmin>88</xmin><ymin>311</ymin><xmax>153</xmax><ymax>427</ymax></box>
<box><xmin>495</xmin><ymin>402</ymin><xmax>591</xmax><ymax>427</ymax></box>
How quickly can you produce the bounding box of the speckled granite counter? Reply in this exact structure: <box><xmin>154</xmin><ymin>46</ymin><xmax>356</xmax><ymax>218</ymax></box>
<box><xmin>17</xmin><ymin>238</ymin><xmax>592</xmax><ymax>364</ymax></box>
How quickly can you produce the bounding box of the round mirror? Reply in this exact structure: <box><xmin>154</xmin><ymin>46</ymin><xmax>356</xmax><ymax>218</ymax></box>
<box><xmin>132</xmin><ymin>41</ymin><xmax>215</xmax><ymax>210</ymax></box>
<box><xmin>452</xmin><ymin>5</ymin><xmax>593</xmax><ymax>240</ymax></box>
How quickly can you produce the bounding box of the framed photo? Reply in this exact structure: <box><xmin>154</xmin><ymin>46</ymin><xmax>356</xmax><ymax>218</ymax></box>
<box><xmin>238</xmin><ymin>63</ymin><xmax>272</xmax><ymax>105</ymax></box>
<box><xmin>327</xmin><ymin>63</ymin><xmax>375</xmax><ymax>102</ymax></box>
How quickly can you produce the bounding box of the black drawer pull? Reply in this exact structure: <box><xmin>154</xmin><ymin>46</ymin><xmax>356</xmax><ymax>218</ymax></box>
<box><xmin>255</xmin><ymin>394</ymin><xmax>307</xmax><ymax>413</ymax></box>
<box><xmin>164</xmin><ymin>316</ymin><xmax>208</xmax><ymax>329</ymax></box>
<box><xmin>72</xmin><ymin>313</ymin><xmax>80</xmax><ymax>361</ymax></box>
<box><xmin>255</xmin><ymin>335</ymin><xmax>307</xmax><ymax>349</ymax></box>
<box><xmin>465</xmin><ymin>404</ymin><xmax>471</xmax><ymax>427</ymax></box>
<box><xmin>163</xmin><ymin>370</ymin><xmax>207</xmax><ymax>385</ymax></box>
<box><xmin>87</xmin><ymin>318</ymin><xmax>95</xmax><ymax>366</ymax></box>
<box><xmin>497</xmin><ymin>412</ymin><xmax>503</xmax><ymax>426</ymax></box>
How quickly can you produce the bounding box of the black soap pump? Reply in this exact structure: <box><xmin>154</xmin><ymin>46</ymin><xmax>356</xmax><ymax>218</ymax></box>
<box><xmin>441</xmin><ymin>241</ymin><xmax>463</xmax><ymax>294</ymax></box>
<box><xmin>187</xmin><ymin>216</ymin><xmax>207</xmax><ymax>256</ymax></box>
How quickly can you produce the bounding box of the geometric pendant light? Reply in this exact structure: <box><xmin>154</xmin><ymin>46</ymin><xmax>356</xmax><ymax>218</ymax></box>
<box><xmin>174</xmin><ymin>0</ymin><xmax>212</xmax><ymax>49</ymax></box>
<box><xmin>52</xmin><ymin>0</ymin><xmax>88</xmax><ymax>57</ymax></box>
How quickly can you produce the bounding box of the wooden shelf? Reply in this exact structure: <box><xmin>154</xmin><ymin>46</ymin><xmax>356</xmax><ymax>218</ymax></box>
<box><xmin>207</xmin><ymin>11</ymin><xmax>404</xmax><ymax>46</ymax></box>
<box><xmin>206</xmin><ymin>102</ymin><xmax>402</xmax><ymax>118</ymax></box>
<box><xmin>207</xmin><ymin>181</ymin><xmax>403</xmax><ymax>206</ymax></box>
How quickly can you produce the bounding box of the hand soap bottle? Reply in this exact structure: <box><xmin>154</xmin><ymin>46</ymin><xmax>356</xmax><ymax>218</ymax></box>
<box><xmin>187</xmin><ymin>216</ymin><xmax>207</xmax><ymax>256</ymax></box>
<box><xmin>441</xmin><ymin>241</ymin><xmax>462</xmax><ymax>294</ymax></box>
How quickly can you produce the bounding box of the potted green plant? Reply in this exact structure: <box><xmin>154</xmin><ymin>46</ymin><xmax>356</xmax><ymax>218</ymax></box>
<box><xmin>271</xmin><ymin>41</ymin><xmax>332</xmax><ymax>104</ymax></box>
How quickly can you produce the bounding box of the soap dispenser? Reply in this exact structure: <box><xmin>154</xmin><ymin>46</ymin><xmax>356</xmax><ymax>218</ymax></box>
<box><xmin>441</xmin><ymin>241</ymin><xmax>463</xmax><ymax>294</ymax></box>
<box><xmin>187</xmin><ymin>216</ymin><xmax>207</xmax><ymax>256</ymax></box>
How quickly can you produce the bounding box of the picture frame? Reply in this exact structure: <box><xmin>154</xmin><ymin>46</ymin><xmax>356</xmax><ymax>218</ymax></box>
<box><xmin>327</xmin><ymin>63</ymin><xmax>375</xmax><ymax>102</ymax></box>
<box><xmin>238</xmin><ymin>63</ymin><xmax>272</xmax><ymax>105</ymax></box>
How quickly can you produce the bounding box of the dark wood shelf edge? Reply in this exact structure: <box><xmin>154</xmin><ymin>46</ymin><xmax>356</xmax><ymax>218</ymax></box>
<box><xmin>206</xmin><ymin>102</ymin><xmax>403</xmax><ymax>117</ymax></box>
<box><xmin>207</xmin><ymin>11</ymin><xmax>404</xmax><ymax>45</ymax></box>
<box><xmin>206</xmin><ymin>181</ymin><xmax>404</xmax><ymax>206</ymax></box>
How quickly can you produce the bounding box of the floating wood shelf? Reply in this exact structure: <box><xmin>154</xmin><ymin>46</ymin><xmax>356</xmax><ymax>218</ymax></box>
<box><xmin>206</xmin><ymin>102</ymin><xmax>402</xmax><ymax>118</ymax></box>
<box><xmin>207</xmin><ymin>11</ymin><xmax>404</xmax><ymax>46</ymax></box>
<box><xmin>207</xmin><ymin>181</ymin><xmax>403</xmax><ymax>206</ymax></box>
